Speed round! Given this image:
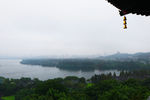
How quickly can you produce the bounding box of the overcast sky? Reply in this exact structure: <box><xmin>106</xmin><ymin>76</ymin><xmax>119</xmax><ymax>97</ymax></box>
<box><xmin>0</xmin><ymin>0</ymin><xmax>150</xmax><ymax>57</ymax></box>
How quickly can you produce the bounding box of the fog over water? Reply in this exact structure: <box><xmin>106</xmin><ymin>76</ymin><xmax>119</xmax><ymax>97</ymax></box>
<box><xmin>0</xmin><ymin>59</ymin><xmax>120</xmax><ymax>80</ymax></box>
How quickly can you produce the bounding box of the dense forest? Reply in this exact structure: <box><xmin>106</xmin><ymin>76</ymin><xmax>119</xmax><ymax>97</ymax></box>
<box><xmin>21</xmin><ymin>58</ymin><xmax>150</xmax><ymax>71</ymax></box>
<box><xmin>1</xmin><ymin>70</ymin><xmax>150</xmax><ymax>100</ymax></box>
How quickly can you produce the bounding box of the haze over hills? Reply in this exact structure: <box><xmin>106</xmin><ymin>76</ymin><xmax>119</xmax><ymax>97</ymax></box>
<box><xmin>99</xmin><ymin>52</ymin><xmax>150</xmax><ymax>62</ymax></box>
<box><xmin>1</xmin><ymin>52</ymin><xmax>150</xmax><ymax>60</ymax></box>
<box><xmin>20</xmin><ymin>52</ymin><xmax>150</xmax><ymax>71</ymax></box>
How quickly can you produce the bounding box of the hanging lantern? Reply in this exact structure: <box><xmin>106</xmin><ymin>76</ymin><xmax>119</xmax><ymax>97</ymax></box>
<box><xmin>123</xmin><ymin>16</ymin><xmax>127</xmax><ymax>29</ymax></box>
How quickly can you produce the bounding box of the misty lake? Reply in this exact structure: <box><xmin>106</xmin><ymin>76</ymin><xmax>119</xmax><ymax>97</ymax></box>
<box><xmin>0</xmin><ymin>59</ymin><xmax>120</xmax><ymax>80</ymax></box>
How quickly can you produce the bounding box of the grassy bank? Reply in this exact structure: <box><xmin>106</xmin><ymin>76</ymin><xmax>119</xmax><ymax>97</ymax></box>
<box><xmin>1</xmin><ymin>96</ymin><xmax>15</xmax><ymax>100</ymax></box>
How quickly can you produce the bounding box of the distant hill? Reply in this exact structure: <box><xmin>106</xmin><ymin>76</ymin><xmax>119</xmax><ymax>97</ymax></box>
<box><xmin>99</xmin><ymin>52</ymin><xmax>150</xmax><ymax>62</ymax></box>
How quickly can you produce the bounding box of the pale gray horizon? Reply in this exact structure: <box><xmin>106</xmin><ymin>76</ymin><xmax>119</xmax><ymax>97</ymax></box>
<box><xmin>0</xmin><ymin>0</ymin><xmax>150</xmax><ymax>57</ymax></box>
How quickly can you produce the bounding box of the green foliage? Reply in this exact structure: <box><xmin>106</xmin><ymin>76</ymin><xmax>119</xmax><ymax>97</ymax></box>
<box><xmin>86</xmin><ymin>83</ymin><xmax>94</xmax><ymax>88</ymax></box>
<box><xmin>35</xmin><ymin>78</ymin><xmax>66</xmax><ymax>95</ymax></box>
<box><xmin>15</xmin><ymin>89</ymin><xmax>34</xmax><ymax>100</ymax></box>
<box><xmin>1</xmin><ymin>70</ymin><xmax>150</xmax><ymax>100</ymax></box>
<box><xmin>1</xmin><ymin>96</ymin><xmax>15</xmax><ymax>100</ymax></box>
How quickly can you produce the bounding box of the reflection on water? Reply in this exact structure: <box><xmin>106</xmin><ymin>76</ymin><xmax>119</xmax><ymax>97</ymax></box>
<box><xmin>0</xmin><ymin>59</ymin><xmax>120</xmax><ymax>80</ymax></box>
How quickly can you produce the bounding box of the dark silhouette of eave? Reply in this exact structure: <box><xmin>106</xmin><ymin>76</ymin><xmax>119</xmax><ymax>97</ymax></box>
<box><xmin>106</xmin><ymin>0</ymin><xmax>150</xmax><ymax>16</ymax></box>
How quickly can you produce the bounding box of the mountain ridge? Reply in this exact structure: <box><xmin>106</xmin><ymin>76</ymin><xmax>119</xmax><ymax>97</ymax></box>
<box><xmin>99</xmin><ymin>52</ymin><xmax>150</xmax><ymax>61</ymax></box>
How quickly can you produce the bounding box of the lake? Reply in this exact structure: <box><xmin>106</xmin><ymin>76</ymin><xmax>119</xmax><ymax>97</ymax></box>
<box><xmin>0</xmin><ymin>59</ymin><xmax>120</xmax><ymax>80</ymax></box>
